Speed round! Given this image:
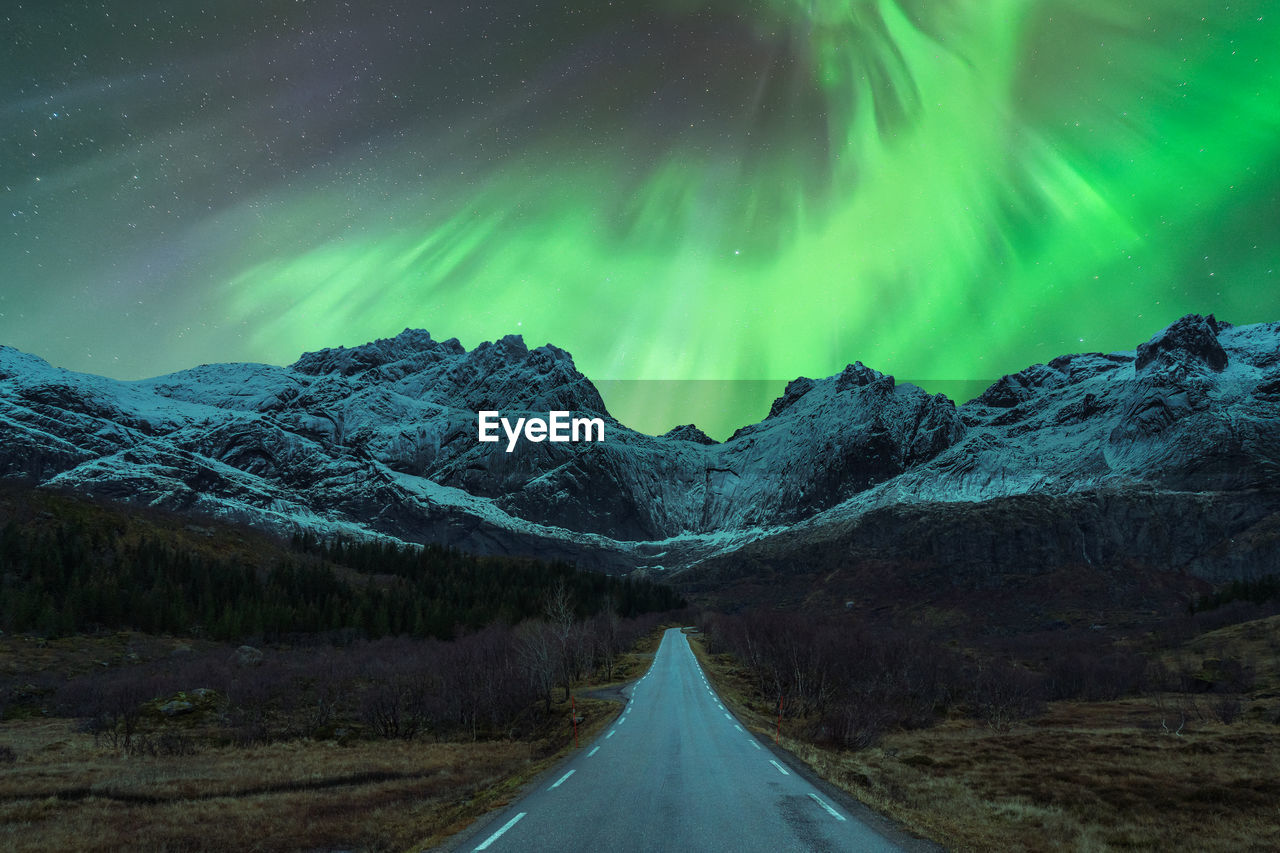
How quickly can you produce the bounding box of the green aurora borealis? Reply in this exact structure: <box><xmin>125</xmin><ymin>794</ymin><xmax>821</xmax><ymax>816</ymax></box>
<box><xmin>3</xmin><ymin>1</ymin><xmax>1279</xmax><ymax>438</ymax></box>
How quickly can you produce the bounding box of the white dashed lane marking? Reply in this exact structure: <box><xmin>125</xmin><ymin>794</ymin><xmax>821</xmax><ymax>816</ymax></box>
<box><xmin>474</xmin><ymin>812</ymin><xmax>526</xmax><ymax>850</ymax></box>
<box><xmin>587</xmin><ymin>746</ymin><xmax>600</xmax><ymax>757</ymax></box>
<box><xmin>549</xmin><ymin>770</ymin><xmax>575</xmax><ymax>790</ymax></box>
<box><xmin>770</xmin><ymin>760</ymin><xmax>790</xmax><ymax>776</ymax></box>
<box><xmin>808</xmin><ymin>793</ymin><xmax>847</xmax><ymax>822</ymax></box>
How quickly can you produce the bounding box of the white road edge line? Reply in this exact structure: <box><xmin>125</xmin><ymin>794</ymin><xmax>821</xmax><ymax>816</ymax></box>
<box><xmin>734</xmin><ymin>725</ymin><xmax>743</xmax><ymax>732</ymax></box>
<box><xmin>808</xmin><ymin>793</ymin><xmax>848</xmax><ymax>822</ymax></box>
<box><xmin>724</xmin><ymin>713</ymin><xmax>732</xmax><ymax>720</ymax></box>
<box><xmin>474</xmin><ymin>812</ymin><xmax>526</xmax><ymax>850</ymax></box>
<box><xmin>606</xmin><ymin>730</ymin><xmax>616</xmax><ymax>739</ymax></box>
<box><xmin>750</xmin><ymin>740</ymin><xmax>762</xmax><ymax>750</ymax></box>
<box><xmin>619</xmin><ymin>716</ymin><xmax>626</xmax><ymax>724</ymax></box>
<box><xmin>770</xmin><ymin>760</ymin><xmax>790</xmax><ymax>776</ymax></box>
<box><xmin>549</xmin><ymin>769</ymin><xmax>575</xmax><ymax>790</ymax></box>
<box><xmin>587</xmin><ymin>746</ymin><xmax>600</xmax><ymax>757</ymax></box>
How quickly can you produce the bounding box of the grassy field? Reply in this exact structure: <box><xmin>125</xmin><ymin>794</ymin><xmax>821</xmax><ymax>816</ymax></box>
<box><xmin>0</xmin><ymin>626</ymin><xmax>671</xmax><ymax>852</ymax></box>
<box><xmin>1</xmin><ymin>721</ymin><xmax>542</xmax><ymax>852</ymax></box>
<box><xmin>690</xmin><ymin>615</ymin><xmax>1280</xmax><ymax>852</ymax></box>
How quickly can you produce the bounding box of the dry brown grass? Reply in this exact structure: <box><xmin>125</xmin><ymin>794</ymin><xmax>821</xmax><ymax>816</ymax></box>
<box><xmin>1173</xmin><ymin>613</ymin><xmax>1280</xmax><ymax>690</ymax></box>
<box><xmin>0</xmin><ymin>695</ymin><xmax>621</xmax><ymax>853</ymax></box>
<box><xmin>1</xmin><ymin>717</ymin><xmax>502</xmax><ymax>851</ymax></box>
<box><xmin>691</xmin><ymin>622</ymin><xmax>1280</xmax><ymax>853</ymax></box>
<box><xmin>0</xmin><ymin>632</ymin><xmax>209</xmax><ymax>683</ymax></box>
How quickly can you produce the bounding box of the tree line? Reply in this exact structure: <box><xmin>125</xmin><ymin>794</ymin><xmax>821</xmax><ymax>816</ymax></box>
<box><xmin>1191</xmin><ymin>574</ymin><xmax>1280</xmax><ymax>614</ymax></box>
<box><xmin>0</xmin><ymin>512</ymin><xmax>684</xmax><ymax>641</ymax></box>
<box><xmin>697</xmin><ymin>609</ymin><xmax>1158</xmax><ymax>749</ymax></box>
<box><xmin>698</xmin><ymin>604</ymin><xmax>1266</xmax><ymax>750</ymax></box>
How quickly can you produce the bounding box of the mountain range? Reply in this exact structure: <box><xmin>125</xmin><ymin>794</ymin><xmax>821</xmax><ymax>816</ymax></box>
<box><xmin>2</xmin><ymin>313</ymin><xmax>1277</xmax><ymax>618</ymax></box>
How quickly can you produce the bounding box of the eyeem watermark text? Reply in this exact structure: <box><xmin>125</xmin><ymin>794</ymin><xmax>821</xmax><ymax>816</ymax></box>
<box><xmin>478</xmin><ymin>411</ymin><xmax>605</xmax><ymax>452</ymax></box>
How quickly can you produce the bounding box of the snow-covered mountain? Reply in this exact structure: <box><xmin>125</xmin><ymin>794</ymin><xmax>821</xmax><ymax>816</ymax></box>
<box><xmin>1</xmin><ymin>314</ymin><xmax>1277</xmax><ymax>583</ymax></box>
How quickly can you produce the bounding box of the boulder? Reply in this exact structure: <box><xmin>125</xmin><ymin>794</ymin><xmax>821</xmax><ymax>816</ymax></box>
<box><xmin>234</xmin><ymin>645</ymin><xmax>264</xmax><ymax>667</ymax></box>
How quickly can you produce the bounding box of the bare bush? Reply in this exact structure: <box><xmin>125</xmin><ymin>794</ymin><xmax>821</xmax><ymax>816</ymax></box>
<box><xmin>593</xmin><ymin>604</ymin><xmax>622</xmax><ymax>682</ymax></box>
<box><xmin>971</xmin><ymin>663</ymin><xmax>1045</xmax><ymax>732</ymax></box>
<box><xmin>516</xmin><ymin>620</ymin><xmax>560</xmax><ymax>713</ymax></box>
<box><xmin>361</xmin><ymin>676</ymin><xmax>418</xmax><ymax>739</ymax></box>
<box><xmin>702</xmin><ymin>609</ymin><xmax>971</xmax><ymax>749</ymax></box>
<box><xmin>1151</xmin><ymin>693</ymin><xmax>1200</xmax><ymax>735</ymax></box>
<box><xmin>817</xmin><ymin>681</ymin><xmax>895</xmax><ymax>750</ymax></box>
<box><xmin>1211</xmin><ymin>694</ymin><xmax>1243</xmax><ymax>725</ymax></box>
<box><xmin>60</xmin><ymin>670</ymin><xmax>159</xmax><ymax>753</ymax></box>
<box><xmin>443</xmin><ymin>625</ymin><xmax>533</xmax><ymax>740</ymax></box>
<box><xmin>132</xmin><ymin>731</ymin><xmax>200</xmax><ymax>757</ymax></box>
<box><xmin>1045</xmin><ymin>645</ymin><xmax>1148</xmax><ymax>701</ymax></box>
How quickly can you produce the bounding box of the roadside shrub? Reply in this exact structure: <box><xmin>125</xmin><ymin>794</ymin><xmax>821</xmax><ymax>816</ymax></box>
<box><xmin>702</xmin><ymin>609</ymin><xmax>970</xmax><ymax>749</ymax></box>
<box><xmin>970</xmin><ymin>663</ymin><xmax>1045</xmax><ymax>732</ymax></box>
<box><xmin>132</xmin><ymin>732</ymin><xmax>200</xmax><ymax>757</ymax></box>
<box><xmin>1210</xmin><ymin>694</ymin><xmax>1243</xmax><ymax>725</ymax></box>
<box><xmin>58</xmin><ymin>670</ymin><xmax>162</xmax><ymax>752</ymax></box>
<box><xmin>42</xmin><ymin>605</ymin><xmax>667</xmax><ymax>751</ymax></box>
<box><xmin>1047</xmin><ymin>647</ymin><xmax>1148</xmax><ymax>701</ymax></box>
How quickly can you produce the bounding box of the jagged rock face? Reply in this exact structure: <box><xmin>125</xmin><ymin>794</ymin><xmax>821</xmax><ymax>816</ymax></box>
<box><xmin>1</xmin><ymin>316</ymin><xmax>1278</xmax><ymax>586</ymax></box>
<box><xmin>1135</xmin><ymin>313</ymin><xmax>1229</xmax><ymax>374</ymax></box>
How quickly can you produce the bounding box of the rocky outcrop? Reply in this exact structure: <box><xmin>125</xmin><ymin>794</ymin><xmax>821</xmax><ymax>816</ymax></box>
<box><xmin>662</xmin><ymin>424</ymin><xmax>718</xmax><ymax>445</ymax></box>
<box><xmin>1135</xmin><ymin>313</ymin><xmax>1229</xmax><ymax>374</ymax></box>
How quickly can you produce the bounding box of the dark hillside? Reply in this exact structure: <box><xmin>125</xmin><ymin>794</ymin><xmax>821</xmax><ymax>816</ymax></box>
<box><xmin>0</xmin><ymin>482</ymin><xmax>684</xmax><ymax>641</ymax></box>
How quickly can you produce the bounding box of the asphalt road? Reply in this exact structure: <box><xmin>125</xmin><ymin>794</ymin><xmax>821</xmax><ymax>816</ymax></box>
<box><xmin>442</xmin><ymin>628</ymin><xmax>914</xmax><ymax>852</ymax></box>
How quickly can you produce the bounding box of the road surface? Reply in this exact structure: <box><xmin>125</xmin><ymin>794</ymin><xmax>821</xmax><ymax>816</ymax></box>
<box><xmin>442</xmin><ymin>628</ymin><xmax>916</xmax><ymax>852</ymax></box>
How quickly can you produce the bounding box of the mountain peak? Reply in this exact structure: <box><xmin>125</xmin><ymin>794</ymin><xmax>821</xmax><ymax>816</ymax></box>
<box><xmin>662</xmin><ymin>424</ymin><xmax>718</xmax><ymax>445</ymax></box>
<box><xmin>290</xmin><ymin>328</ymin><xmax>464</xmax><ymax>377</ymax></box>
<box><xmin>496</xmin><ymin>333</ymin><xmax>527</xmax><ymax>353</ymax></box>
<box><xmin>767</xmin><ymin>376</ymin><xmax>815</xmax><ymax>418</ymax></box>
<box><xmin>836</xmin><ymin>361</ymin><xmax>886</xmax><ymax>390</ymax></box>
<box><xmin>1136</xmin><ymin>313</ymin><xmax>1229</xmax><ymax>374</ymax></box>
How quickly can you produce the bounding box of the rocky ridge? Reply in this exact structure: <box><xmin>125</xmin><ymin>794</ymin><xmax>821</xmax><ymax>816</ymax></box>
<box><xmin>1</xmin><ymin>314</ymin><xmax>1277</xmax><ymax>586</ymax></box>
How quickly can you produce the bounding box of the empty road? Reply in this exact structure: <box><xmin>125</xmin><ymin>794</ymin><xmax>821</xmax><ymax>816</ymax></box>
<box><xmin>443</xmin><ymin>628</ymin><xmax>914</xmax><ymax>852</ymax></box>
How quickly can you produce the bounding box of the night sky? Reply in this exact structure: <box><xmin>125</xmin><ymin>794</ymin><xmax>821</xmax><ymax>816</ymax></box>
<box><xmin>3</xmin><ymin>1</ymin><xmax>1279</xmax><ymax>437</ymax></box>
